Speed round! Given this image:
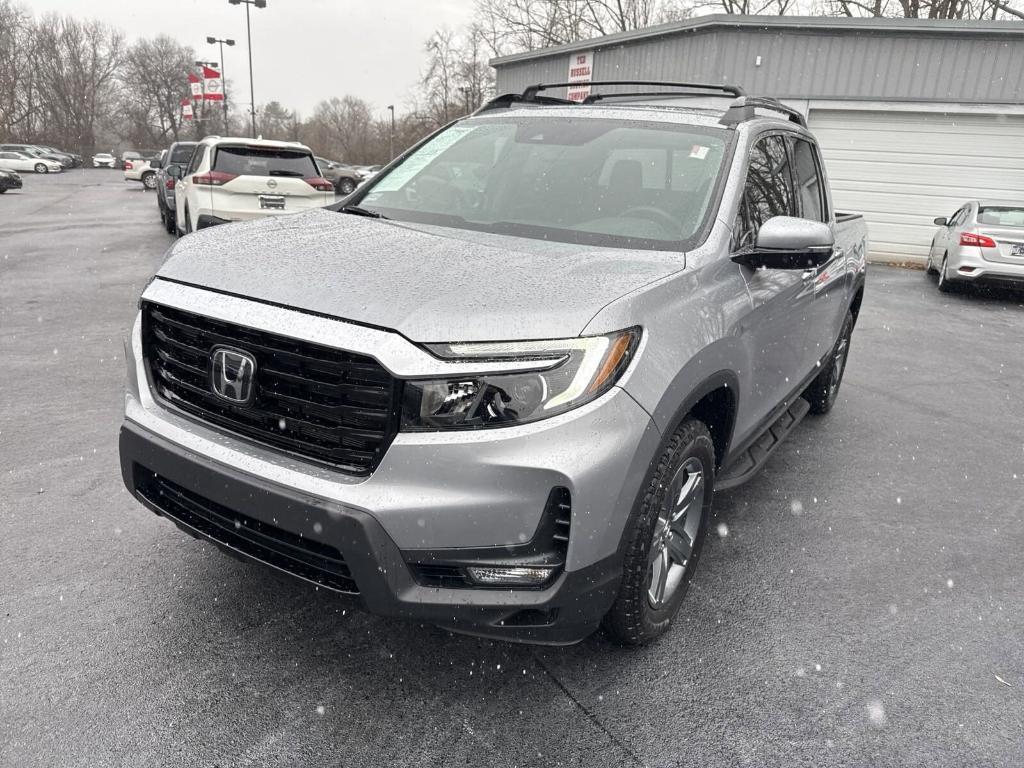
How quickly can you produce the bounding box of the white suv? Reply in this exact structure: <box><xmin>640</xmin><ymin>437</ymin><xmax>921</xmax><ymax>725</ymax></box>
<box><xmin>169</xmin><ymin>137</ymin><xmax>334</xmax><ymax>235</ymax></box>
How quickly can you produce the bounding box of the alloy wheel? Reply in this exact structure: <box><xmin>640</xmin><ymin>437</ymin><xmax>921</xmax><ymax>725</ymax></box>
<box><xmin>647</xmin><ymin>457</ymin><xmax>705</xmax><ymax>609</ymax></box>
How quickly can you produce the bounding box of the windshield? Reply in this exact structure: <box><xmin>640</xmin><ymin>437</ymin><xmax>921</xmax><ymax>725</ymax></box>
<box><xmin>213</xmin><ymin>146</ymin><xmax>318</xmax><ymax>178</ymax></box>
<box><xmin>356</xmin><ymin>116</ymin><xmax>729</xmax><ymax>250</ymax></box>
<box><xmin>978</xmin><ymin>206</ymin><xmax>1024</xmax><ymax>227</ymax></box>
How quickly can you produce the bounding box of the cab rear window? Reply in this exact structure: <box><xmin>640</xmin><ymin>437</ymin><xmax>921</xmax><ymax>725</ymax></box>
<box><xmin>213</xmin><ymin>146</ymin><xmax>318</xmax><ymax>178</ymax></box>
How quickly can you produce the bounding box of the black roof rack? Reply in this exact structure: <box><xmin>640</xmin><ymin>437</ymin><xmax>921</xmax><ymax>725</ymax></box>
<box><xmin>719</xmin><ymin>97</ymin><xmax>807</xmax><ymax>128</ymax></box>
<box><xmin>523</xmin><ymin>80</ymin><xmax>745</xmax><ymax>101</ymax></box>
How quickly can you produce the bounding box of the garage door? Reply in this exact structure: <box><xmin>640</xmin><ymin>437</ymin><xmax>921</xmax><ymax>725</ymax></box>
<box><xmin>809</xmin><ymin>109</ymin><xmax>1024</xmax><ymax>262</ymax></box>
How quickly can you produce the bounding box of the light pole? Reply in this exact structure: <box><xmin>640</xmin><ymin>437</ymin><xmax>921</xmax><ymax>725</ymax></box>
<box><xmin>228</xmin><ymin>0</ymin><xmax>266</xmax><ymax>137</ymax></box>
<box><xmin>206</xmin><ymin>36</ymin><xmax>235</xmax><ymax>134</ymax></box>
<box><xmin>386</xmin><ymin>105</ymin><xmax>395</xmax><ymax>160</ymax></box>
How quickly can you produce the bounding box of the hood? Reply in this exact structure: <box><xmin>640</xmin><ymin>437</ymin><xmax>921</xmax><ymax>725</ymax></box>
<box><xmin>156</xmin><ymin>208</ymin><xmax>684</xmax><ymax>342</ymax></box>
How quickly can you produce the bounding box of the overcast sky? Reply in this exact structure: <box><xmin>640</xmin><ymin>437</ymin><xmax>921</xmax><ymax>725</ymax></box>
<box><xmin>26</xmin><ymin>0</ymin><xmax>475</xmax><ymax>118</ymax></box>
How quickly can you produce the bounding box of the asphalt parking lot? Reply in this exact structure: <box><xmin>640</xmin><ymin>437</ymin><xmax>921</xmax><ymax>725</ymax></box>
<box><xmin>2</xmin><ymin>171</ymin><xmax>1023</xmax><ymax>767</ymax></box>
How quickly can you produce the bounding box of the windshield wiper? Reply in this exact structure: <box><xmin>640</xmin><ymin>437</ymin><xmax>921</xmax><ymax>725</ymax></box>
<box><xmin>340</xmin><ymin>205</ymin><xmax>388</xmax><ymax>220</ymax></box>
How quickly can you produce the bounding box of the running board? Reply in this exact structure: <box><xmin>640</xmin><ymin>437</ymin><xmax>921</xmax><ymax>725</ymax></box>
<box><xmin>716</xmin><ymin>397</ymin><xmax>811</xmax><ymax>490</ymax></box>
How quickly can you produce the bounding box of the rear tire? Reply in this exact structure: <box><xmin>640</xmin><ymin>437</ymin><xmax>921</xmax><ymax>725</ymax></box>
<box><xmin>937</xmin><ymin>254</ymin><xmax>958</xmax><ymax>293</ymax></box>
<box><xmin>805</xmin><ymin>310</ymin><xmax>854</xmax><ymax>415</ymax></box>
<box><xmin>603</xmin><ymin>418</ymin><xmax>715</xmax><ymax>646</ymax></box>
<box><xmin>142</xmin><ymin>172</ymin><xmax>157</xmax><ymax>190</ymax></box>
<box><xmin>34</xmin><ymin>163</ymin><xmax>47</xmax><ymax>174</ymax></box>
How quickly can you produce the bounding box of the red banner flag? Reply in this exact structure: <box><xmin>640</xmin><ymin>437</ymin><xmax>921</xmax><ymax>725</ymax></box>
<box><xmin>202</xmin><ymin>66</ymin><xmax>224</xmax><ymax>102</ymax></box>
<box><xmin>181</xmin><ymin>98</ymin><xmax>193</xmax><ymax>120</ymax></box>
<box><xmin>188</xmin><ymin>72</ymin><xmax>202</xmax><ymax>99</ymax></box>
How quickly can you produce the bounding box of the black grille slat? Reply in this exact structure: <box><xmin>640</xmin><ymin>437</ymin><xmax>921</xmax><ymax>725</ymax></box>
<box><xmin>143</xmin><ymin>302</ymin><xmax>399</xmax><ymax>474</ymax></box>
<box><xmin>136</xmin><ymin>470</ymin><xmax>359</xmax><ymax>594</ymax></box>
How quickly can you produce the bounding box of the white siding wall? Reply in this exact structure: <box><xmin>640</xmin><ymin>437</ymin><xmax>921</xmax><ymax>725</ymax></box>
<box><xmin>810</xmin><ymin>109</ymin><xmax>1024</xmax><ymax>262</ymax></box>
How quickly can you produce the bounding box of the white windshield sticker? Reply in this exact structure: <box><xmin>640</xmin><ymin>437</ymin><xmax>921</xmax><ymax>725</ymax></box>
<box><xmin>370</xmin><ymin>125</ymin><xmax>478</xmax><ymax>193</ymax></box>
<box><xmin>689</xmin><ymin>144</ymin><xmax>710</xmax><ymax>160</ymax></box>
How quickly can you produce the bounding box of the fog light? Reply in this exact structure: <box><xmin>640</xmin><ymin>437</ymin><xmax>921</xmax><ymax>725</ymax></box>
<box><xmin>466</xmin><ymin>566</ymin><xmax>556</xmax><ymax>587</ymax></box>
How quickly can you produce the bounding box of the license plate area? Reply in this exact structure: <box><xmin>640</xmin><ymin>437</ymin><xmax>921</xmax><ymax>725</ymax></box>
<box><xmin>1012</xmin><ymin>243</ymin><xmax>1024</xmax><ymax>258</ymax></box>
<box><xmin>259</xmin><ymin>195</ymin><xmax>285</xmax><ymax>210</ymax></box>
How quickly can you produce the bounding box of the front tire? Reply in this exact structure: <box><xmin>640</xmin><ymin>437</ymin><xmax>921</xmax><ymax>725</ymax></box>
<box><xmin>34</xmin><ymin>163</ymin><xmax>48</xmax><ymax>174</ymax></box>
<box><xmin>337</xmin><ymin>178</ymin><xmax>357</xmax><ymax>196</ymax></box>
<box><xmin>604</xmin><ymin>418</ymin><xmax>715</xmax><ymax>646</ymax></box>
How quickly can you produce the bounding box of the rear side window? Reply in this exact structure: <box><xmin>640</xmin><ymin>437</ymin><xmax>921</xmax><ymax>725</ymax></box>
<box><xmin>212</xmin><ymin>147</ymin><xmax>318</xmax><ymax>178</ymax></box>
<box><xmin>186</xmin><ymin>146</ymin><xmax>206</xmax><ymax>175</ymax></box>
<box><xmin>790</xmin><ymin>138</ymin><xmax>826</xmax><ymax>222</ymax></box>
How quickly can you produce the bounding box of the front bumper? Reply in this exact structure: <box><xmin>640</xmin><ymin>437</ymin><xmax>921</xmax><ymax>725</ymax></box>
<box><xmin>119</xmin><ymin>289</ymin><xmax>661</xmax><ymax>643</ymax></box>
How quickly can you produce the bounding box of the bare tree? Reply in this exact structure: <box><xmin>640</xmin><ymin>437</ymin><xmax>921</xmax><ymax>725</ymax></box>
<box><xmin>0</xmin><ymin>0</ymin><xmax>38</xmax><ymax>141</ymax></box>
<box><xmin>118</xmin><ymin>35</ymin><xmax>195</xmax><ymax>146</ymax></box>
<box><xmin>30</xmin><ymin>13</ymin><xmax>124</xmax><ymax>152</ymax></box>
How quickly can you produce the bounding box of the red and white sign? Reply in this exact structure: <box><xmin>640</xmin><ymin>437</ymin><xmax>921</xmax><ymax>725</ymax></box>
<box><xmin>181</xmin><ymin>98</ymin><xmax>193</xmax><ymax>120</ymax></box>
<box><xmin>566</xmin><ymin>51</ymin><xmax>594</xmax><ymax>102</ymax></box>
<box><xmin>188</xmin><ymin>72</ymin><xmax>202</xmax><ymax>99</ymax></box>
<box><xmin>202</xmin><ymin>66</ymin><xmax>224</xmax><ymax>101</ymax></box>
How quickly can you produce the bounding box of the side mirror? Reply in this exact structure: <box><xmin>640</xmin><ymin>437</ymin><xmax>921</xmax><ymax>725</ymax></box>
<box><xmin>166</xmin><ymin>165</ymin><xmax>182</xmax><ymax>179</ymax></box>
<box><xmin>732</xmin><ymin>216</ymin><xmax>834</xmax><ymax>270</ymax></box>
<box><xmin>933</xmin><ymin>216</ymin><xmax>947</xmax><ymax>226</ymax></box>
<box><xmin>150</xmin><ymin>156</ymin><xmax>163</xmax><ymax>169</ymax></box>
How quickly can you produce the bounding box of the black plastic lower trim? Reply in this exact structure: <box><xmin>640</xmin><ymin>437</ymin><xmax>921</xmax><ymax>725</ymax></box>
<box><xmin>119</xmin><ymin>421</ymin><xmax>620</xmax><ymax>644</ymax></box>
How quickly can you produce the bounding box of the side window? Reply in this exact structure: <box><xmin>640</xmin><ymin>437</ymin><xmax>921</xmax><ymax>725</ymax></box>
<box><xmin>790</xmin><ymin>138</ymin><xmax>826</xmax><ymax>222</ymax></box>
<box><xmin>949</xmin><ymin>207</ymin><xmax>966</xmax><ymax>227</ymax></box>
<box><xmin>186</xmin><ymin>146</ymin><xmax>206</xmax><ymax>176</ymax></box>
<box><xmin>732</xmin><ymin>135</ymin><xmax>797</xmax><ymax>251</ymax></box>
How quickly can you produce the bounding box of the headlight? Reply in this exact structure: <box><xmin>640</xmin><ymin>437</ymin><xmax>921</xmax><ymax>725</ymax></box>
<box><xmin>401</xmin><ymin>327</ymin><xmax>640</xmax><ymax>430</ymax></box>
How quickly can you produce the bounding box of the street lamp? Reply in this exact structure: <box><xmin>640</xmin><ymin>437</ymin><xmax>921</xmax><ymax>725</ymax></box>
<box><xmin>386</xmin><ymin>105</ymin><xmax>395</xmax><ymax>161</ymax></box>
<box><xmin>228</xmin><ymin>0</ymin><xmax>266</xmax><ymax>137</ymax></box>
<box><xmin>206</xmin><ymin>36</ymin><xmax>235</xmax><ymax>135</ymax></box>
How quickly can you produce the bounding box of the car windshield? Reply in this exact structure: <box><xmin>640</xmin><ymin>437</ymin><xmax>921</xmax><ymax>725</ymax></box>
<box><xmin>213</xmin><ymin>146</ymin><xmax>318</xmax><ymax>178</ymax></box>
<box><xmin>355</xmin><ymin>116</ymin><xmax>730</xmax><ymax>250</ymax></box>
<box><xmin>978</xmin><ymin>206</ymin><xmax>1024</xmax><ymax>227</ymax></box>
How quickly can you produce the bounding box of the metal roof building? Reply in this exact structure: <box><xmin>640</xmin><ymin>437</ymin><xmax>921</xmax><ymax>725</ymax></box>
<box><xmin>491</xmin><ymin>15</ymin><xmax>1024</xmax><ymax>261</ymax></box>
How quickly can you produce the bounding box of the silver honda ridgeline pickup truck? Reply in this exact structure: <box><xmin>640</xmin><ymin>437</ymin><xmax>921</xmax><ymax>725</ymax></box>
<box><xmin>119</xmin><ymin>83</ymin><xmax>867</xmax><ymax>646</ymax></box>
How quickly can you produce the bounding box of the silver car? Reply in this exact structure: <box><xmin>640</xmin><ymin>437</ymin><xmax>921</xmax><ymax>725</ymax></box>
<box><xmin>119</xmin><ymin>84</ymin><xmax>868</xmax><ymax>646</ymax></box>
<box><xmin>927</xmin><ymin>201</ymin><xmax>1024</xmax><ymax>291</ymax></box>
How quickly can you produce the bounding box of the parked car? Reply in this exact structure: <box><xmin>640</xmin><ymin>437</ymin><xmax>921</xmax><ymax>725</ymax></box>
<box><xmin>154</xmin><ymin>141</ymin><xmax>197</xmax><ymax>233</ymax></box>
<box><xmin>354</xmin><ymin>164</ymin><xmax>381</xmax><ymax>181</ymax></box>
<box><xmin>0</xmin><ymin>143</ymin><xmax>73</xmax><ymax>169</ymax></box>
<box><xmin>0</xmin><ymin>150</ymin><xmax>62</xmax><ymax>174</ymax></box>
<box><xmin>167</xmin><ymin>136</ymin><xmax>334</xmax><ymax>234</ymax></box>
<box><xmin>120</xmin><ymin>83</ymin><xmax>867</xmax><ymax>646</ymax></box>
<box><xmin>0</xmin><ymin>168</ymin><xmax>23</xmax><ymax>193</ymax></box>
<box><xmin>120</xmin><ymin>149</ymin><xmax>159</xmax><ymax>170</ymax></box>
<box><xmin>36</xmin><ymin>145</ymin><xmax>82</xmax><ymax>167</ymax></box>
<box><xmin>124</xmin><ymin>156</ymin><xmax>158</xmax><ymax>190</ymax></box>
<box><xmin>928</xmin><ymin>201</ymin><xmax>1024</xmax><ymax>291</ymax></box>
<box><xmin>315</xmin><ymin>156</ymin><xmax>362</xmax><ymax>195</ymax></box>
<box><xmin>93</xmin><ymin>153</ymin><xmax>117</xmax><ymax>168</ymax></box>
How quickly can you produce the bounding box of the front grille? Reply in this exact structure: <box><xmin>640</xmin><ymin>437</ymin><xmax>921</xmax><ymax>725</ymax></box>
<box><xmin>142</xmin><ymin>301</ymin><xmax>399</xmax><ymax>475</ymax></box>
<box><xmin>136</xmin><ymin>468</ymin><xmax>359</xmax><ymax>594</ymax></box>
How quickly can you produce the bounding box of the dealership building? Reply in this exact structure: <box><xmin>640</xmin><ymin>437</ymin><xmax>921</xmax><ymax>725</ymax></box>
<box><xmin>490</xmin><ymin>15</ymin><xmax>1024</xmax><ymax>261</ymax></box>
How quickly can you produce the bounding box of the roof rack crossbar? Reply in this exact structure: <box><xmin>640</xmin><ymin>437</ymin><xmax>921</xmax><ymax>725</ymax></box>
<box><xmin>522</xmin><ymin>80</ymin><xmax>745</xmax><ymax>101</ymax></box>
<box><xmin>475</xmin><ymin>91</ymin><xmax>576</xmax><ymax>114</ymax></box>
<box><xmin>719</xmin><ymin>97</ymin><xmax>807</xmax><ymax>127</ymax></box>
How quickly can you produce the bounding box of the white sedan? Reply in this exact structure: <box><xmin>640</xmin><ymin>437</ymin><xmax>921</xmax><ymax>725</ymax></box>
<box><xmin>0</xmin><ymin>150</ymin><xmax>63</xmax><ymax>173</ymax></box>
<box><xmin>93</xmin><ymin>153</ymin><xmax>116</xmax><ymax>168</ymax></box>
